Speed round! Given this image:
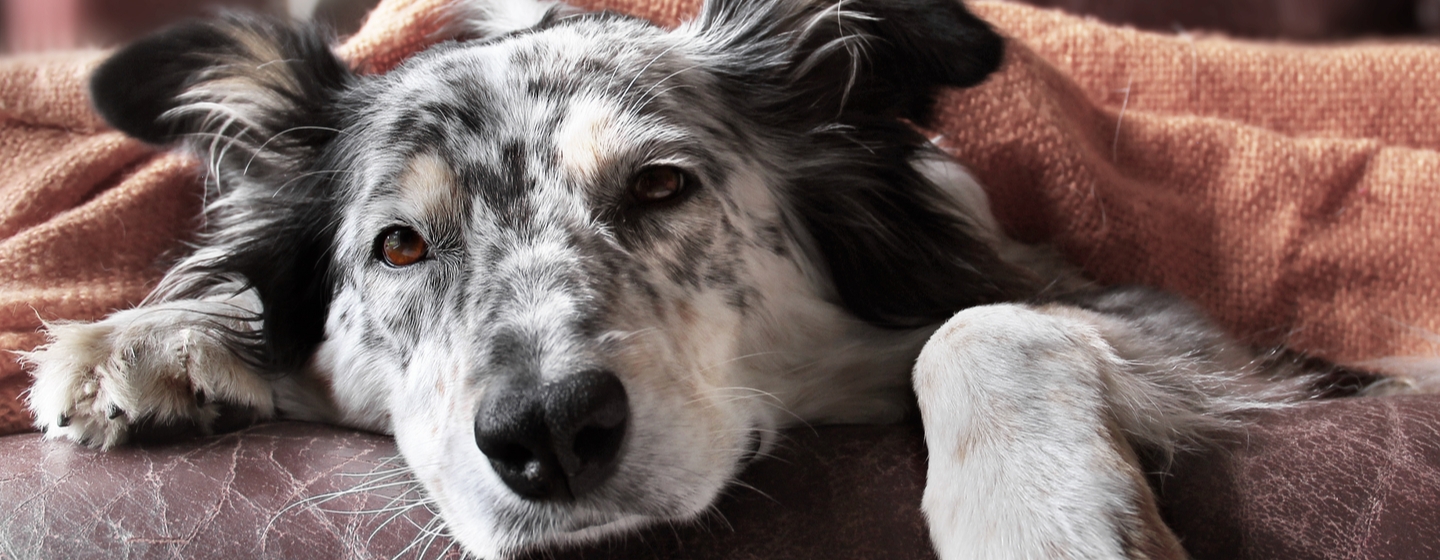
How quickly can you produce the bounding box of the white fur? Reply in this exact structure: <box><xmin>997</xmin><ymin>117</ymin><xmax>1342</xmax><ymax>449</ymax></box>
<box><xmin>23</xmin><ymin>285</ymin><xmax>274</xmax><ymax>448</ymax></box>
<box><xmin>447</xmin><ymin>0</ymin><xmax>571</xmax><ymax>38</ymax></box>
<box><xmin>915</xmin><ymin>305</ymin><xmax>1166</xmax><ymax>559</ymax></box>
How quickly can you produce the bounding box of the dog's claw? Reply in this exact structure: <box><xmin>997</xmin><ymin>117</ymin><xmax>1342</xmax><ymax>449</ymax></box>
<box><xmin>57</xmin><ymin>413</ymin><xmax>71</xmax><ymax>427</ymax></box>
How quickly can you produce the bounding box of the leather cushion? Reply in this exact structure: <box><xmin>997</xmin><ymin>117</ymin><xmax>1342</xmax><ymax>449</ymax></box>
<box><xmin>3</xmin><ymin>394</ymin><xmax>1438</xmax><ymax>559</ymax></box>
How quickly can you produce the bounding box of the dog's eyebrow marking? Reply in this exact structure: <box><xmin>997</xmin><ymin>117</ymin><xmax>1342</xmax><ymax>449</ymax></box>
<box><xmin>397</xmin><ymin>153</ymin><xmax>458</xmax><ymax>220</ymax></box>
<box><xmin>556</xmin><ymin>96</ymin><xmax>623</xmax><ymax>181</ymax></box>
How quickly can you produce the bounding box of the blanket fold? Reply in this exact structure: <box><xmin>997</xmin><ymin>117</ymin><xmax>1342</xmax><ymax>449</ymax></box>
<box><xmin>1</xmin><ymin>0</ymin><xmax>1437</xmax><ymax>436</ymax></box>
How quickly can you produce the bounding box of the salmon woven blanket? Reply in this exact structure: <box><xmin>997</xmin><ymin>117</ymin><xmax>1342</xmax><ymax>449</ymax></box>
<box><xmin>2</xmin><ymin>0</ymin><xmax>1438</xmax><ymax>435</ymax></box>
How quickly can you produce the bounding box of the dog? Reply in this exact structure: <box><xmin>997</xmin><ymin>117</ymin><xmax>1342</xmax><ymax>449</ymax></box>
<box><xmin>21</xmin><ymin>0</ymin><xmax>1411</xmax><ymax>557</ymax></box>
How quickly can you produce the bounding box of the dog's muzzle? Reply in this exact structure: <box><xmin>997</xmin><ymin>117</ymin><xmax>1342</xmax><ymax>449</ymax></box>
<box><xmin>474</xmin><ymin>369</ymin><xmax>630</xmax><ymax>501</ymax></box>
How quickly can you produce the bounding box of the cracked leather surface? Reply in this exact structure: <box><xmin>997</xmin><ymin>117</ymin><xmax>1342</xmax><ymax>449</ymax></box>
<box><xmin>0</xmin><ymin>423</ymin><xmax>935</xmax><ymax>560</ymax></box>
<box><xmin>2</xmin><ymin>395</ymin><xmax>1438</xmax><ymax>559</ymax></box>
<box><xmin>1161</xmin><ymin>394</ymin><xmax>1440</xmax><ymax>560</ymax></box>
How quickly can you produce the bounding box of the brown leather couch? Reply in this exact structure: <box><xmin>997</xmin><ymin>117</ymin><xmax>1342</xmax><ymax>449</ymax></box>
<box><xmin>3</xmin><ymin>1</ymin><xmax>1439</xmax><ymax>559</ymax></box>
<box><xmin>5</xmin><ymin>396</ymin><xmax>1440</xmax><ymax>559</ymax></box>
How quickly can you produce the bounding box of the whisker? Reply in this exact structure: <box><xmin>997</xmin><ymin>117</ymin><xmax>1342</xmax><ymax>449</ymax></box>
<box><xmin>243</xmin><ymin>125</ymin><xmax>347</xmax><ymax>176</ymax></box>
<box><xmin>391</xmin><ymin>514</ymin><xmax>447</xmax><ymax>560</ymax></box>
<box><xmin>631</xmin><ymin>64</ymin><xmax>704</xmax><ymax>111</ymax></box>
<box><xmin>620</xmin><ymin>42</ymin><xmax>685</xmax><ymax>101</ymax></box>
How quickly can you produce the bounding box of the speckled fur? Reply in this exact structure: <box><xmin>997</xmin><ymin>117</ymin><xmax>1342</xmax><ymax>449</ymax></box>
<box><xmin>22</xmin><ymin>1</ymin><xmax>1371</xmax><ymax>558</ymax></box>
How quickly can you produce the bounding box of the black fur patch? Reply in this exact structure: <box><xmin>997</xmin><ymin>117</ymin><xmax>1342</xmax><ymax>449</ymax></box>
<box><xmin>89</xmin><ymin>23</ymin><xmax>235</xmax><ymax>145</ymax></box>
<box><xmin>698</xmin><ymin>0</ymin><xmax>1032</xmax><ymax>327</ymax></box>
<box><xmin>787</xmin><ymin>130</ymin><xmax>1036</xmax><ymax>328</ymax></box>
<box><xmin>91</xmin><ymin>16</ymin><xmax>352</xmax><ymax>149</ymax></box>
<box><xmin>90</xmin><ymin>16</ymin><xmax>356</xmax><ymax>371</ymax></box>
<box><xmin>697</xmin><ymin>0</ymin><xmax>1004</xmax><ymax>124</ymax></box>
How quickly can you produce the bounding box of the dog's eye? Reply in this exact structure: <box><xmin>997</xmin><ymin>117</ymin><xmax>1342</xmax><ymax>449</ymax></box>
<box><xmin>376</xmin><ymin>226</ymin><xmax>428</xmax><ymax>267</ymax></box>
<box><xmin>630</xmin><ymin>166</ymin><xmax>688</xmax><ymax>204</ymax></box>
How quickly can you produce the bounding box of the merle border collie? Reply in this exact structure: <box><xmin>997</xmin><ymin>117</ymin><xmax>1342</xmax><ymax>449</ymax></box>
<box><xmin>24</xmin><ymin>0</ymin><xmax>1413</xmax><ymax>557</ymax></box>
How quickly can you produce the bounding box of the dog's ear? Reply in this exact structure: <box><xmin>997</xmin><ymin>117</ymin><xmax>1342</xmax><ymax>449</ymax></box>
<box><xmin>689</xmin><ymin>0</ymin><xmax>1030</xmax><ymax>329</ymax></box>
<box><xmin>447</xmin><ymin>0</ymin><xmax>579</xmax><ymax>40</ymax></box>
<box><xmin>687</xmin><ymin>0</ymin><xmax>1004</xmax><ymax>125</ymax></box>
<box><xmin>91</xmin><ymin>17</ymin><xmax>354</xmax><ymax>371</ymax></box>
<box><xmin>90</xmin><ymin>15</ymin><xmax>351</xmax><ymax>156</ymax></box>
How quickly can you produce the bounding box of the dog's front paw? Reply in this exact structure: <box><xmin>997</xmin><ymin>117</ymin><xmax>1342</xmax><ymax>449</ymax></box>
<box><xmin>24</xmin><ymin>320</ymin><xmax>137</xmax><ymax>448</ymax></box>
<box><xmin>23</xmin><ymin>308</ymin><xmax>274</xmax><ymax>448</ymax></box>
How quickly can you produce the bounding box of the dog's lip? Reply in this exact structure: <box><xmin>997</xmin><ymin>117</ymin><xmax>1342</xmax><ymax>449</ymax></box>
<box><xmin>507</xmin><ymin>513</ymin><xmax>648</xmax><ymax>557</ymax></box>
<box><xmin>556</xmin><ymin>512</ymin><xmax>646</xmax><ymax>538</ymax></box>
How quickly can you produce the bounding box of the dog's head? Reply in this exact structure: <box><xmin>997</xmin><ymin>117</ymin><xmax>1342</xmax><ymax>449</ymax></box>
<box><xmin>90</xmin><ymin>0</ymin><xmax>1023</xmax><ymax>555</ymax></box>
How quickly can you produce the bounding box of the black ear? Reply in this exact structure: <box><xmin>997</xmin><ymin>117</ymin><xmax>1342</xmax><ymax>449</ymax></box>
<box><xmin>692</xmin><ymin>0</ymin><xmax>1004</xmax><ymax>125</ymax></box>
<box><xmin>90</xmin><ymin>15</ymin><xmax>351</xmax><ymax>151</ymax></box>
<box><xmin>692</xmin><ymin>0</ymin><xmax>1029</xmax><ymax>328</ymax></box>
<box><xmin>92</xmin><ymin>17</ymin><xmax>355</xmax><ymax>372</ymax></box>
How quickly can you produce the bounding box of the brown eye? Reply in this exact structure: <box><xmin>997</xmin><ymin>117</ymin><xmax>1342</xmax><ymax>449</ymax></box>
<box><xmin>630</xmin><ymin>166</ymin><xmax>688</xmax><ymax>203</ymax></box>
<box><xmin>377</xmin><ymin>226</ymin><xmax>428</xmax><ymax>267</ymax></box>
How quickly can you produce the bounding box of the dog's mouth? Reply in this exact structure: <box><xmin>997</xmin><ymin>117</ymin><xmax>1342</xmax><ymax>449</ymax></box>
<box><xmin>553</xmin><ymin>512</ymin><xmax>647</xmax><ymax>537</ymax></box>
<box><xmin>480</xmin><ymin>481</ymin><xmax>700</xmax><ymax>557</ymax></box>
<box><xmin>467</xmin><ymin>425</ymin><xmax>766</xmax><ymax>555</ymax></box>
<box><xmin>394</xmin><ymin>351</ymin><xmax>774</xmax><ymax>557</ymax></box>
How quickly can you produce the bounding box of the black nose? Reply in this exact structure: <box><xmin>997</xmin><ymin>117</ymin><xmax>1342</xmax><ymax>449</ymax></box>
<box><xmin>474</xmin><ymin>369</ymin><xmax>629</xmax><ymax>501</ymax></box>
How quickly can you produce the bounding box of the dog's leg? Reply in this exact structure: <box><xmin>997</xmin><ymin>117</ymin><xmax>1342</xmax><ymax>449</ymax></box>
<box><xmin>24</xmin><ymin>280</ymin><xmax>278</xmax><ymax>448</ymax></box>
<box><xmin>914</xmin><ymin>304</ymin><xmax>1188</xmax><ymax>560</ymax></box>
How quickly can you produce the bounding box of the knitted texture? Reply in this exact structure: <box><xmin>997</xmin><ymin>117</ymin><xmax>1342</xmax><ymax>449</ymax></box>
<box><xmin>943</xmin><ymin>5</ymin><xmax>1440</xmax><ymax>364</ymax></box>
<box><xmin>0</xmin><ymin>51</ymin><xmax>202</xmax><ymax>437</ymax></box>
<box><xmin>1</xmin><ymin>0</ymin><xmax>1437</xmax><ymax>436</ymax></box>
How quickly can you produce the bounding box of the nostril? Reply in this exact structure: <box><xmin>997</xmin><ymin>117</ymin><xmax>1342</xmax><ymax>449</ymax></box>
<box><xmin>572</xmin><ymin>423</ymin><xmax>625</xmax><ymax>464</ymax></box>
<box><xmin>541</xmin><ymin>369</ymin><xmax>629</xmax><ymax>497</ymax></box>
<box><xmin>490</xmin><ymin>442</ymin><xmax>534</xmax><ymax>466</ymax></box>
<box><xmin>476</xmin><ymin>369</ymin><xmax>630</xmax><ymax>501</ymax></box>
<box><xmin>474</xmin><ymin>387</ymin><xmax>566</xmax><ymax>501</ymax></box>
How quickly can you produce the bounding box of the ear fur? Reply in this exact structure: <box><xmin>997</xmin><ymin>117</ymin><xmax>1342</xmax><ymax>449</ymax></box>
<box><xmin>688</xmin><ymin>0</ymin><xmax>1031</xmax><ymax>328</ymax></box>
<box><xmin>446</xmin><ymin>0</ymin><xmax>579</xmax><ymax>41</ymax></box>
<box><xmin>688</xmin><ymin>0</ymin><xmax>1004</xmax><ymax>125</ymax></box>
<box><xmin>90</xmin><ymin>15</ymin><xmax>351</xmax><ymax>151</ymax></box>
<box><xmin>90</xmin><ymin>16</ymin><xmax>355</xmax><ymax>371</ymax></box>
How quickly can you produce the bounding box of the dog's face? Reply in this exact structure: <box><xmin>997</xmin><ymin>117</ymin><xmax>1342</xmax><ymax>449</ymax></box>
<box><xmin>329</xmin><ymin>11</ymin><xmax>894</xmax><ymax>549</ymax></box>
<box><xmin>90</xmin><ymin>0</ymin><xmax>1023</xmax><ymax>555</ymax></box>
